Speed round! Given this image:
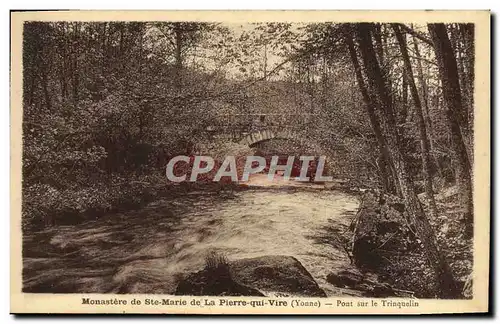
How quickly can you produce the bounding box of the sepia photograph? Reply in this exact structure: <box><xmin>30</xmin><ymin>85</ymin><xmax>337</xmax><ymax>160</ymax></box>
<box><xmin>10</xmin><ymin>10</ymin><xmax>490</xmax><ymax>314</ymax></box>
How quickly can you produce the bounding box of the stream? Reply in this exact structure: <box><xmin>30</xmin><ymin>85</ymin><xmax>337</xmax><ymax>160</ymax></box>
<box><xmin>23</xmin><ymin>176</ymin><xmax>360</xmax><ymax>296</ymax></box>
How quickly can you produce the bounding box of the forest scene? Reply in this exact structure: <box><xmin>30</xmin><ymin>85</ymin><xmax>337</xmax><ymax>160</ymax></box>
<box><xmin>22</xmin><ymin>20</ymin><xmax>474</xmax><ymax>299</ymax></box>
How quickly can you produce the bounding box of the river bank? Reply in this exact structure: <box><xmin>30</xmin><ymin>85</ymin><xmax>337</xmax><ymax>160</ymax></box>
<box><xmin>344</xmin><ymin>187</ymin><xmax>473</xmax><ymax>298</ymax></box>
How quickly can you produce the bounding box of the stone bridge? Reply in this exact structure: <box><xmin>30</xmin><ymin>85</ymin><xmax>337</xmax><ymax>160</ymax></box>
<box><xmin>206</xmin><ymin>113</ymin><xmax>309</xmax><ymax>147</ymax></box>
<box><xmin>238</xmin><ymin>129</ymin><xmax>299</xmax><ymax>146</ymax></box>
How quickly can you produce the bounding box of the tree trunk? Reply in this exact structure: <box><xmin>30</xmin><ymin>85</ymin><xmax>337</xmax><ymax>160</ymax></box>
<box><xmin>459</xmin><ymin>23</ymin><xmax>475</xmax><ymax>165</ymax></box>
<box><xmin>373</xmin><ymin>23</ymin><xmax>384</xmax><ymax>63</ymax></box>
<box><xmin>41</xmin><ymin>69</ymin><xmax>51</xmax><ymax>110</ymax></box>
<box><xmin>428</xmin><ymin>23</ymin><xmax>473</xmax><ymax>238</ymax></box>
<box><xmin>71</xmin><ymin>22</ymin><xmax>80</xmax><ymax>103</ymax></box>
<box><xmin>462</xmin><ymin>23</ymin><xmax>475</xmax><ymax>115</ymax></box>
<box><xmin>174</xmin><ymin>24</ymin><xmax>183</xmax><ymax>90</ymax></box>
<box><xmin>60</xmin><ymin>24</ymin><xmax>68</xmax><ymax>99</ymax></box>
<box><xmin>263</xmin><ymin>43</ymin><xmax>268</xmax><ymax>80</ymax></box>
<box><xmin>27</xmin><ymin>69</ymin><xmax>38</xmax><ymax>107</ymax></box>
<box><xmin>412</xmin><ymin>36</ymin><xmax>442</xmax><ymax>178</ymax></box>
<box><xmin>450</xmin><ymin>24</ymin><xmax>471</xmax><ymax>138</ymax></box>
<box><xmin>356</xmin><ymin>23</ymin><xmax>460</xmax><ymax>298</ymax></box>
<box><xmin>412</xmin><ymin>37</ymin><xmax>433</xmax><ymax>133</ymax></box>
<box><xmin>401</xmin><ymin>65</ymin><xmax>409</xmax><ymax>123</ymax></box>
<box><xmin>344</xmin><ymin>30</ymin><xmax>397</xmax><ymax>194</ymax></box>
<box><xmin>393</xmin><ymin>24</ymin><xmax>439</xmax><ymax>220</ymax></box>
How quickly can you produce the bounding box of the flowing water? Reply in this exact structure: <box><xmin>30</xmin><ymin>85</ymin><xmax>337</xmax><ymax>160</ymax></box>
<box><xmin>23</xmin><ymin>176</ymin><xmax>360</xmax><ymax>296</ymax></box>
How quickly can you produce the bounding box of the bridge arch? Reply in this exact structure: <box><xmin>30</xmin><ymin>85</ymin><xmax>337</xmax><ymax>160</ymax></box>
<box><xmin>239</xmin><ymin>129</ymin><xmax>300</xmax><ymax>147</ymax></box>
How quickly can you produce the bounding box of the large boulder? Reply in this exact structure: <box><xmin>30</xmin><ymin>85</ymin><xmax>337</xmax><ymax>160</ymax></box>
<box><xmin>326</xmin><ymin>268</ymin><xmax>404</xmax><ymax>298</ymax></box>
<box><xmin>326</xmin><ymin>268</ymin><xmax>364</xmax><ymax>288</ymax></box>
<box><xmin>230</xmin><ymin>255</ymin><xmax>326</xmax><ymax>297</ymax></box>
<box><xmin>350</xmin><ymin>190</ymin><xmax>439</xmax><ymax>298</ymax></box>
<box><xmin>351</xmin><ymin>191</ymin><xmax>419</xmax><ymax>269</ymax></box>
<box><xmin>349</xmin><ymin>190</ymin><xmax>473</xmax><ymax>298</ymax></box>
<box><xmin>175</xmin><ymin>255</ymin><xmax>326</xmax><ymax>297</ymax></box>
<box><xmin>175</xmin><ymin>263</ymin><xmax>264</xmax><ymax>296</ymax></box>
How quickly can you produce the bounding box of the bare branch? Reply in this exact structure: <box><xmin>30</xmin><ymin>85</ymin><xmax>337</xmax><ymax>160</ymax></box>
<box><xmin>398</xmin><ymin>24</ymin><xmax>433</xmax><ymax>47</ymax></box>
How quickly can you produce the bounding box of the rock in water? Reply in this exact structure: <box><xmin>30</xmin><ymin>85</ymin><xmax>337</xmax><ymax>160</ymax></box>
<box><xmin>326</xmin><ymin>268</ymin><xmax>398</xmax><ymax>298</ymax></box>
<box><xmin>175</xmin><ymin>255</ymin><xmax>326</xmax><ymax>297</ymax></box>
<box><xmin>326</xmin><ymin>269</ymin><xmax>364</xmax><ymax>288</ymax></box>
<box><xmin>229</xmin><ymin>255</ymin><xmax>326</xmax><ymax>297</ymax></box>
<box><xmin>175</xmin><ymin>263</ymin><xmax>264</xmax><ymax>296</ymax></box>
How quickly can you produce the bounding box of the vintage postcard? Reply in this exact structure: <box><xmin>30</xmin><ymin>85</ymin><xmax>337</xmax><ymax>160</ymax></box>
<box><xmin>10</xmin><ymin>10</ymin><xmax>490</xmax><ymax>314</ymax></box>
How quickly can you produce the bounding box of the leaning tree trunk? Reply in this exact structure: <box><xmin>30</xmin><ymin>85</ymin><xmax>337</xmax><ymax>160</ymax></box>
<box><xmin>459</xmin><ymin>23</ymin><xmax>475</xmax><ymax>165</ymax></box>
<box><xmin>344</xmin><ymin>30</ymin><xmax>397</xmax><ymax>194</ymax></box>
<box><xmin>392</xmin><ymin>24</ymin><xmax>439</xmax><ymax>220</ymax></box>
<box><xmin>399</xmin><ymin>30</ymin><xmax>409</xmax><ymax>124</ymax></box>
<box><xmin>428</xmin><ymin>23</ymin><xmax>473</xmax><ymax>238</ymax></box>
<box><xmin>356</xmin><ymin>23</ymin><xmax>460</xmax><ymax>298</ymax></box>
<box><xmin>412</xmin><ymin>35</ymin><xmax>443</xmax><ymax>178</ymax></box>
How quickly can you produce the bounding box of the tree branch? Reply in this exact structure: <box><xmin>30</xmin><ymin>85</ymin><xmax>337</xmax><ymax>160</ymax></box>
<box><xmin>398</xmin><ymin>24</ymin><xmax>433</xmax><ymax>47</ymax></box>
